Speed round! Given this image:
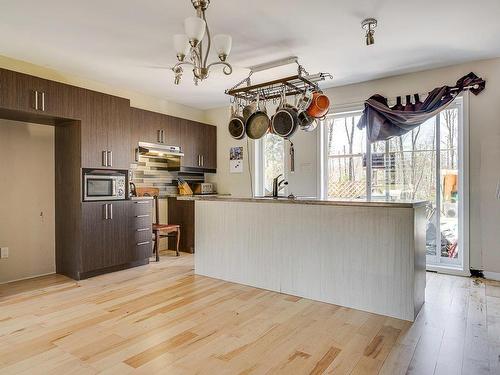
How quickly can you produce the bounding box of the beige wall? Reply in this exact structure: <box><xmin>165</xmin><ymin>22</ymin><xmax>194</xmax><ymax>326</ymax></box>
<box><xmin>205</xmin><ymin>58</ymin><xmax>500</xmax><ymax>275</ymax></box>
<box><xmin>0</xmin><ymin>120</ymin><xmax>55</xmax><ymax>283</ymax></box>
<box><xmin>0</xmin><ymin>55</ymin><xmax>206</xmax><ymax>122</ymax></box>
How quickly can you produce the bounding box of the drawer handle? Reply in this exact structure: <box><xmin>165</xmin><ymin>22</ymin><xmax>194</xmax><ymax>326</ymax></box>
<box><xmin>135</xmin><ymin>214</ymin><xmax>150</xmax><ymax>218</ymax></box>
<box><xmin>136</xmin><ymin>228</ymin><xmax>150</xmax><ymax>232</ymax></box>
<box><xmin>137</xmin><ymin>241</ymin><xmax>151</xmax><ymax>246</ymax></box>
<box><xmin>134</xmin><ymin>201</ymin><xmax>151</xmax><ymax>205</ymax></box>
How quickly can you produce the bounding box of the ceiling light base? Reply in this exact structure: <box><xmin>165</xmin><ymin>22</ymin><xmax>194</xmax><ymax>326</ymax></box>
<box><xmin>191</xmin><ymin>0</ymin><xmax>210</xmax><ymax>11</ymax></box>
<box><xmin>361</xmin><ymin>18</ymin><xmax>377</xmax><ymax>30</ymax></box>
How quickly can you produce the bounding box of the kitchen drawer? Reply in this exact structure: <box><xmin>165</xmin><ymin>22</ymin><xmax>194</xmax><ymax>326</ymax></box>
<box><xmin>132</xmin><ymin>241</ymin><xmax>153</xmax><ymax>260</ymax></box>
<box><xmin>132</xmin><ymin>213</ymin><xmax>152</xmax><ymax>229</ymax></box>
<box><xmin>131</xmin><ymin>200</ymin><xmax>153</xmax><ymax>215</ymax></box>
<box><xmin>134</xmin><ymin>227</ymin><xmax>152</xmax><ymax>243</ymax></box>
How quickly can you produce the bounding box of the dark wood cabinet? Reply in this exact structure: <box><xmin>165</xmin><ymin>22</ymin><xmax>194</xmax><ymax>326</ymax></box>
<box><xmin>168</xmin><ymin>198</ymin><xmax>195</xmax><ymax>253</ymax></box>
<box><xmin>81</xmin><ymin>91</ymin><xmax>132</xmax><ymax>169</ymax></box>
<box><xmin>179</xmin><ymin>119</ymin><xmax>216</xmax><ymax>171</ymax></box>
<box><xmin>202</xmin><ymin>124</ymin><xmax>217</xmax><ymax>170</ymax></box>
<box><xmin>81</xmin><ymin>201</ymin><xmax>141</xmax><ymax>274</ymax></box>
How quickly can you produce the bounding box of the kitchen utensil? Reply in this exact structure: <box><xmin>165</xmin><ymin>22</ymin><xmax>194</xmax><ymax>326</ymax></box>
<box><xmin>297</xmin><ymin>110</ymin><xmax>318</xmax><ymax>132</ymax></box>
<box><xmin>289</xmin><ymin>140</ymin><xmax>295</xmax><ymax>173</ymax></box>
<box><xmin>245</xmin><ymin>94</ymin><xmax>270</xmax><ymax>139</ymax></box>
<box><xmin>272</xmin><ymin>89</ymin><xmax>298</xmax><ymax>138</ymax></box>
<box><xmin>242</xmin><ymin>100</ymin><xmax>257</xmax><ymax>122</ymax></box>
<box><xmin>296</xmin><ymin>90</ymin><xmax>313</xmax><ymax>111</ymax></box>
<box><xmin>228</xmin><ymin>100</ymin><xmax>246</xmax><ymax>139</ymax></box>
<box><xmin>129</xmin><ymin>182</ymin><xmax>137</xmax><ymax>197</ymax></box>
<box><xmin>306</xmin><ymin>91</ymin><xmax>330</xmax><ymax>118</ymax></box>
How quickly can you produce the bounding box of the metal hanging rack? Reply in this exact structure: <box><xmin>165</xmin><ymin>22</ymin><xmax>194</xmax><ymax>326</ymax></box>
<box><xmin>225</xmin><ymin>58</ymin><xmax>333</xmax><ymax>103</ymax></box>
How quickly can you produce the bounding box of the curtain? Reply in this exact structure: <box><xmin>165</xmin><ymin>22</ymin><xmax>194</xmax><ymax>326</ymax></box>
<box><xmin>357</xmin><ymin>72</ymin><xmax>485</xmax><ymax>142</ymax></box>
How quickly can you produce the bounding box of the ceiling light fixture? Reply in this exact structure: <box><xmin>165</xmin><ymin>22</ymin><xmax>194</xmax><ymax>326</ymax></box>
<box><xmin>172</xmin><ymin>0</ymin><xmax>233</xmax><ymax>85</ymax></box>
<box><xmin>361</xmin><ymin>18</ymin><xmax>377</xmax><ymax>46</ymax></box>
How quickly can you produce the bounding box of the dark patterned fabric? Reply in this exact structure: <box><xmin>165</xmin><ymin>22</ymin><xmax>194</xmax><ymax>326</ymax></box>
<box><xmin>357</xmin><ymin>72</ymin><xmax>486</xmax><ymax>142</ymax></box>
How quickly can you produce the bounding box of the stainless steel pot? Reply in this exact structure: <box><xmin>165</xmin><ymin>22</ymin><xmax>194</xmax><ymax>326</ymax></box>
<box><xmin>271</xmin><ymin>90</ymin><xmax>298</xmax><ymax>139</ymax></box>
<box><xmin>228</xmin><ymin>100</ymin><xmax>246</xmax><ymax>139</ymax></box>
<box><xmin>245</xmin><ymin>95</ymin><xmax>270</xmax><ymax>140</ymax></box>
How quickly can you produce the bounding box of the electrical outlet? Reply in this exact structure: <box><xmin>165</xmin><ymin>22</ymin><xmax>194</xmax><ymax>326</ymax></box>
<box><xmin>0</xmin><ymin>247</ymin><xmax>8</xmax><ymax>259</ymax></box>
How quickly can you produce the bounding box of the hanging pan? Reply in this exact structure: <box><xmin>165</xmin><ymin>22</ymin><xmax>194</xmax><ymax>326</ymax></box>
<box><xmin>228</xmin><ymin>99</ymin><xmax>246</xmax><ymax>139</ymax></box>
<box><xmin>245</xmin><ymin>94</ymin><xmax>270</xmax><ymax>140</ymax></box>
<box><xmin>271</xmin><ymin>88</ymin><xmax>298</xmax><ymax>138</ymax></box>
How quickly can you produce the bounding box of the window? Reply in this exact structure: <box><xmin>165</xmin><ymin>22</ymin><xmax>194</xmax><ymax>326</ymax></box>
<box><xmin>261</xmin><ymin>133</ymin><xmax>285</xmax><ymax>195</ymax></box>
<box><xmin>323</xmin><ymin>97</ymin><xmax>467</xmax><ymax>272</ymax></box>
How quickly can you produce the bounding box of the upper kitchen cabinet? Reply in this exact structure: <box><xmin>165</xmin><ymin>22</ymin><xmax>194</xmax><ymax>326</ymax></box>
<box><xmin>130</xmin><ymin>107</ymin><xmax>181</xmax><ymax>146</ymax></box>
<box><xmin>180</xmin><ymin>119</ymin><xmax>217</xmax><ymax>172</ymax></box>
<box><xmin>81</xmin><ymin>91</ymin><xmax>132</xmax><ymax>169</ymax></box>
<box><xmin>0</xmin><ymin>68</ymin><xmax>78</xmax><ymax>119</ymax></box>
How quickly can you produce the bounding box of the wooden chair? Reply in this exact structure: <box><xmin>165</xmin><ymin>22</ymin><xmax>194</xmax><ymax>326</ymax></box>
<box><xmin>136</xmin><ymin>187</ymin><xmax>180</xmax><ymax>261</ymax></box>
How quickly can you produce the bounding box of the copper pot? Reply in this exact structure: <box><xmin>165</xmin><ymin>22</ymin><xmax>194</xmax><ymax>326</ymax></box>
<box><xmin>306</xmin><ymin>91</ymin><xmax>330</xmax><ymax>118</ymax></box>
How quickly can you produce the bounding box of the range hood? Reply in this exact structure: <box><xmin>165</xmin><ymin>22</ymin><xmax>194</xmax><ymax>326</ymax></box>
<box><xmin>137</xmin><ymin>141</ymin><xmax>184</xmax><ymax>159</ymax></box>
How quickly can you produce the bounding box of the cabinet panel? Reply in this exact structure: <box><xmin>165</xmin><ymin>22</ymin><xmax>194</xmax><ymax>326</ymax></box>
<box><xmin>203</xmin><ymin>124</ymin><xmax>217</xmax><ymax>170</ymax></box>
<box><xmin>163</xmin><ymin>115</ymin><xmax>181</xmax><ymax>146</ymax></box>
<box><xmin>180</xmin><ymin>119</ymin><xmax>204</xmax><ymax>168</ymax></box>
<box><xmin>106</xmin><ymin>95</ymin><xmax>132</xmax><ymax>169</ymax></box>
<box><xmin>168</xmin><ymin>198</ymin><xmax>195</xmax><ymax>253</ymax></box>
<box><xmin>81</xmin><ymin>91</ymin><xmax>107</xmax><ymax>168</ymax></box>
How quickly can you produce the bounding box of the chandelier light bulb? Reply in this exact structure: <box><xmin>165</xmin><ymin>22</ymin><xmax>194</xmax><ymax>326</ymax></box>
<box><xmin>213</xmin><ymin>34</ymin><xmax>232</xmax><ymax>61</ymax></box>
<box><xmin>184</xmin><ymin>16</ymin><xmax>206</xmax><ymax>47</ymax></box>
<box><xmin>173</xmin><ymin>34</ymin><xmax>190</xmax><ymax>61</ymax></box>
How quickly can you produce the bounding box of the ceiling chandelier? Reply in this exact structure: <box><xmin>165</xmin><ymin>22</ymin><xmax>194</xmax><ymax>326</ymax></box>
<box><xmin>361</xmin><ymin>18</ymin><xmax>377</xmax><ymax>46</ymax></box>
<box><xmin>172</xmin><ymin>0</ymin><xmax>233</xmax><ymax>85</ymax></box>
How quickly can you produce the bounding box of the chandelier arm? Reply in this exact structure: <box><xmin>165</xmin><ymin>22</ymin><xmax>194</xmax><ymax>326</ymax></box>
<box><xmin>172</xmin><ymin>61</ymin><xmax>196</xmax><ymax>70</ymax></box>
<box><xmin>206</xmin><ymin>61</ymin><xmax>233</xmax><ymax>75</ymax></box>
<box><xmin>201</xmin><ymin>10</ymin><xmax>211</xmax><ymax>68</ymax></box>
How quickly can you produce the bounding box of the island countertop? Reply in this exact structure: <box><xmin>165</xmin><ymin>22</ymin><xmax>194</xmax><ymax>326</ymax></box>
<box><xmin>177</xmin><ymin>195</ymin><xmax>429</xmax><ymax>208</ymax></box>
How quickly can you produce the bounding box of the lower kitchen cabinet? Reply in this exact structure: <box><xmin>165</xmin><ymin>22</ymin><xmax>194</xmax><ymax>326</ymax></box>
<box><xmin>167</xmin><ymin>198</ymin><xmax>195</xmax><ymax>253</ymax></box>
<box><xmin>80</xmin><ymin>200</ymin><xmax>152</xmax><ymax>277</ymax></box>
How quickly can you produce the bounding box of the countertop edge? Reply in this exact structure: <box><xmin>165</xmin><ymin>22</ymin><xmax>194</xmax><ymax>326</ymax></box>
<box><xmin>176</xmin><ymin>195</ymin><xmax>430</xmax><ymax>208</ymax></box>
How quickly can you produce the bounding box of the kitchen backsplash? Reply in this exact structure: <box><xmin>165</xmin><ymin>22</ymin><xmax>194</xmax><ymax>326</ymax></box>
<box><xmin>130</xmin><ymin>155</ymin><xmax>205</xmax><ymax>196</ymax></box>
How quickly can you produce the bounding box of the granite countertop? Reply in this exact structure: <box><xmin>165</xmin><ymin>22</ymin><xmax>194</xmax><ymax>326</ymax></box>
<box><xmin>129</xmin><ymin>196</ymin><xmax>153</xmax><ymax>201</ymax></box>
<box><xmin>176</xmin><ymin>195</ymin><xmax>429</xmax><ymax>208</ymax></box>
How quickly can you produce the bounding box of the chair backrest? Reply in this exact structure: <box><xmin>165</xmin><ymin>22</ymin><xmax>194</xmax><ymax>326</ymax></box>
<box><xmin>135</xmin><ymin>187</ymin><xmax>160</xmax><ymax>225</ymax></box>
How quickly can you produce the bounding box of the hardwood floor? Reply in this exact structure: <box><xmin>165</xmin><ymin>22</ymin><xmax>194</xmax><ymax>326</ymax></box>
<box><xmin>0</xmin><ymin>253</ymin><xmax>499</xmax><ymax>374</ymax></box>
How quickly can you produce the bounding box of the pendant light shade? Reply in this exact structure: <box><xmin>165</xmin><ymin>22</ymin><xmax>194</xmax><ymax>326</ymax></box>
<box><xmin>184</xmin><ymin>16</ymin><xmax>206</xmax><ymax>46</ymax></box>
<box><xmin>173</xmin><ymin>34</ymin><xmax>190</xmax><ymax>60</ymax></box>
<box><xmin>213</xmin><ymin>34</ymin><xmax>232</xmax><ymax>59</ymax></box>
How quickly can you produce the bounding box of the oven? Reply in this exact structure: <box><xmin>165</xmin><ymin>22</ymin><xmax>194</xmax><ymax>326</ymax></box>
<box><xmin>83</xmin><ymin>170</ymin><xmax>127</xmax><ymax>201</ymax></box>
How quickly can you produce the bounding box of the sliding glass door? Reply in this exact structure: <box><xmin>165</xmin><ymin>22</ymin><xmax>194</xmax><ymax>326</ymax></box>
<box><xmin>324</xmin><ymin>97</ymin><xmax>467</xmax><ymax>273</ymax></box>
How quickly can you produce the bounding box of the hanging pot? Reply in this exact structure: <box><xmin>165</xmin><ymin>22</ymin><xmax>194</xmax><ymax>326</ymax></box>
<box><xmin>228</xmin><ymin>100</ymin><xmax>246</xmax><ymax>140</ymax></box>
<box><xmin>272</xmin><ymin>89</ymin><xmax>299</xmax><ymax>138</ymax></box>
<box><xmin>242</xmin><ymin>101</ymin><xmax>257</xmax><ymax>122</ymax></box>
<box><xmin>297</xmin><ymin>110</ymin><xmax>318</xmax><ymax>132</ymax></box>
<box><xmin>245</xmin><ymin>94</ymin><xmax>270</xmax><ymax>140</ymax></box>
<box><xmin>306</xmin><ymin>91</ymin><xmax>330</xmax><ymax>118</ymax></box>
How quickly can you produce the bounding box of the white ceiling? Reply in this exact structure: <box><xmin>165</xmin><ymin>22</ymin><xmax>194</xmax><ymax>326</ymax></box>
<box><xmin>1</xmin><ymin>0</ymin><xmax>499</xmax><ymax>109</ymax></box>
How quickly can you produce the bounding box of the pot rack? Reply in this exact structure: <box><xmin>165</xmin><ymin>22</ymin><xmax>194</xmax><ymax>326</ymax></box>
<box><xmin>225</xmin><ymin>60</ymin><xmax>333</xmax><ymax>104</ymax></box>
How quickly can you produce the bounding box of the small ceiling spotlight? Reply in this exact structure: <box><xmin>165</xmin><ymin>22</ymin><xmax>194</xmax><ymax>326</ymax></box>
<box><xmin>361</xmin><ymin>18</ymin><xmax>377</xmax><ymax>46</ymax></box>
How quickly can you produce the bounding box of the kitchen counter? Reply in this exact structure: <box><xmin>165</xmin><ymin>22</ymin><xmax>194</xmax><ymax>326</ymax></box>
<box><xmin>177</xmin><ymin>194</ymin><xmax>429</xmax><ymax>208</ymax></box>
<box><xmin>192</xmin><ymin>195</ymin><xmax>426</xmax><ymax>321</ymax></box>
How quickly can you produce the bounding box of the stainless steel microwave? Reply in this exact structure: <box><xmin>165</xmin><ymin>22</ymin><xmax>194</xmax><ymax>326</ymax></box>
<box><xmin>83</xmin><ymin>170</ymin><xmax>126</xmax><ymax>201</ymax></box>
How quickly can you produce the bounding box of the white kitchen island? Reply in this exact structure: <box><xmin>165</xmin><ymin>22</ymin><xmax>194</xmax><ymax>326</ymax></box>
<box><xmin>179</xmin><ymin>196</ymin><xmax>428</xmax><ymax>321</ymax></box>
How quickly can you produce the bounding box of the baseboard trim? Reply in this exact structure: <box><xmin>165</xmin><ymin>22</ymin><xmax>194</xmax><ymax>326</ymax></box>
<box><xmin>0</xmin><ymin>271</ymin><xmax>56</xmax><ymax>285</ymax></box>
<box><xmin>78</xmin><ymin>258</ymin><xmax>149</xmax><ymax>280</ymax></box>
<box><xmin>483</xmin><ymin>271</ymin><xmax>500</xmax><ymax>281</ymax></box>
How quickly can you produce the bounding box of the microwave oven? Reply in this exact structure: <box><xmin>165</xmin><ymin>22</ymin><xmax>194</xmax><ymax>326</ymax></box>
<box><xmin>83</xmin><ymin>170</ymin><xmax>127</xmax><ymax>201</ymax></box>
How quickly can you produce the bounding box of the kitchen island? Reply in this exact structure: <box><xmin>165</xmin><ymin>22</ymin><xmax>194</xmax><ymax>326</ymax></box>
<box><xmin>179</xmin><ymin>195</ymin><xmax>428</xmax><ymax>321</ymax></box>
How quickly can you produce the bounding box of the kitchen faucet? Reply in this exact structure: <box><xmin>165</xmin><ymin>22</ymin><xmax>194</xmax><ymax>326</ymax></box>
<box><xmin>272</xmin><ymin>174</ymin><xmax>288</xmax><ymax>198</ymax></box>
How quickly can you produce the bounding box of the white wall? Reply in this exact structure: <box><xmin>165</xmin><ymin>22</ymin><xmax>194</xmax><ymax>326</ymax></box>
<box><xmin>205</xmin><ymin>58</ymin><xmax>500</xmax><ymax>275</ymax></box>
<box><xmin>0</xmin><ymin>121</ymin><xmax>55</xmax><ymax>283</ymax></box>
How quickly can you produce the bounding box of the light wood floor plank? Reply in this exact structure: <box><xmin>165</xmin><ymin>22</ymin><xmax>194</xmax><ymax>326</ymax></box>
<box><xmin>1</xmin><ymin>254</ymin><xmax>500</xmax><ymax>374</ymax></box>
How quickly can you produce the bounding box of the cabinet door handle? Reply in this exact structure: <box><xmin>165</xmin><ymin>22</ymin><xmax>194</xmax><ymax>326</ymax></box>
<box><xmin>201</xmin><ymin>155</ymin><xmax>204</xmax><ymax>166</ymax></box>
<box><xmin>136</xmin><ymin>228</ymin><xmax>150</xmax><ymax>232</ymax></box>
<box><xmin>108</xmin><ymin>203</ymin><xmax>113</xmax><ymax>219</ymax></box>
<box><xmin>135</xmin><ymin>214</ymin><xmax>150</xmax><ymax>218</ymax></box>
<box><xmin>107</xmin><ymin>151</ymin><xmax>112</xmax><ymax>166</ymax></box>
<box><xmin>137</xmin><ymin>241</ymin><xmax>151</xmax><ymax>246</ymax></box>
<box><xmin>134</xmin><ymin>201</ymin><xmax>150</xmax><ymax>205</ymax></box>
<box><xmin>41</xmin><ymin>92</ymin><xmax>45</xmax><ymax>111</ymax></box>
<box><xmin>102</xmin><ymin>150</ymin><xmax>108</xmax><ymax>166</ymax></box>
<box><xmin>34</xmin><ymin>90</ymin><xmax>39</xmax><ymax>110</ymax></box>
<box><xmin>162</xmin><ymin>129</ymin><xmax>165</xmax><ymax>143</ymax></box>
<box><xmin>103</xmin><ymin>204</ymin><xmax>109</xmax><ymax>220</ymax></box>
<box><xmin>157</xmin><ymin>129</ymin><xmax>162</xmax><ymax>143</ymax></box>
